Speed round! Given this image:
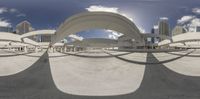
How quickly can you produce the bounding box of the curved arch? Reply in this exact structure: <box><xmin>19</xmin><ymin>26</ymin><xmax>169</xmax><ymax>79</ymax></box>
<box><xmin>20</xmin><ymin>30</ymin><xmax>56</xmax><ymax>39</ymax></box>
<box><xmin>0</xmin><ymin>32</ymin><xmax>21</xmax><ymax>42</ymax></box>
<box><xmin>52</xmin><ymin>12</ymin><xmax>143</xmax><ymax>45</ymax></box>
<box><xmin>158</xmin><ymin>32</ymin><xmax>200</xmax><ymax>46</ymax></box>
<box><xmin>20</xmin><ymin>30</ymin><xmax>83</xmax><ymax>42</ymax></box>
<box><xmin>0</xmin><ymin>32</ymin><xmax>38</xmax><ymax>46</ymax></box>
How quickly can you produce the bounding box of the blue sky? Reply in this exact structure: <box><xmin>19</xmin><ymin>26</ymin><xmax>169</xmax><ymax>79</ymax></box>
<box><xmin>0</xmin><ymin>0</ymin><xmax>200</xmax><ymax>39</ymax></box>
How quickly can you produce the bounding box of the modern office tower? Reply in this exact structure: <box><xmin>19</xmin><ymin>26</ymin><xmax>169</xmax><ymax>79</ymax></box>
<box><xmin>16</xmin><ymin>21</ymin><xmax>37</xmax><ymax>41</ymax></box>
<box><xmin>188</xmin><ymin>26</ymin><xmax>200</xmax><ymax>32</ymax></box>
<box><xmin>153</xmin><ymin>25</ymin><xmax>159</xmax><ymax>34</ymax></box>
<box><xmin>151</xmin><ymin>28</ymin><xmax>155</xmax><ymax>43</ymax></box>
<box><xmin>16</xmin><ymin>21</ymin><xmax>33</xmax><ymax>35</ymax></box>
<box><xmin>158</xmin><ymin>17</ymin><xmax>170</xmax><ymax>37</ymax></box>
<box><xmin>196</xmin><ymin>26</ymin><xmax>200</xmax><ymax>32</ymax></box>
<box><xmin>188</xmin><ymin>26</ymin><xmax>196</xmax><ymax>32</ymax></box>
<box><xmin>152</xmin><ymin>25</ymin><xmax>160</xmax><ymax>43</ymax></box>
<box><xmin>151</xmin><ymin>25</ymin><xmax>159</xmax><ymax>43</ymax></box>
<box><xmin>0</xmin><ymin>26</ymin><xmax>13</xmax><ymax>32</ymax></box>
<box><xmin>186</xmin><ymin>18</ymin><xmax>200</xmax><ymax>32</ymax></box>
<box><xmin>172</xmin><ymin>25</ymin><xmax>186</xmax><ymax>36</ymax></box>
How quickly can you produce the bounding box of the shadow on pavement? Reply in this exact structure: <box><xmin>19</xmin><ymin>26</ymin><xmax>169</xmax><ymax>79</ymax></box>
<box><xmin>61</xmin><ymin>51</ymin><xmax>133</xmax><ymax>58</ymax></box>
<box><xmin>166</xmin><ymin>50</ymin><xmax>200</xmax><ymax>57</ymax></box>
<box><xmin>0</xmin><ymin>52</ymin><xmax>200</xmax><ymax>98</ymax></box>
<box><xmin>105</xmin><ymin>50</ymin><xmax>194</xmax><ymax>65</ymax></box>
<box><xmin>24</xmin><ymin>53</ymin><xmax>70</xmax><ymax>58</ymax></box>
<box><xmin>0</xmin><ymin>52</ymin><xmax>33</xmax><ymax>57</ymax></box>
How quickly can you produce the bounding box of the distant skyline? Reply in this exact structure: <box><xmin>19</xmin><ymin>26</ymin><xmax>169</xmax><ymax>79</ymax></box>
<box><xmin>0</xmin><ymin>0</ymin><xmax>200</xmax><ymax>39</ymax></box>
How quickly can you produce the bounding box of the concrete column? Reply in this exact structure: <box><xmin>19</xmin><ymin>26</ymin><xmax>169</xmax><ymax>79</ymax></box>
<box><xmin>8</xmin><ymin>46</ymin><xmax>11</xmax><ymax>50</ymax></box>
<box><xmin>53</xmin><ymin>48</ymin><xmax>55</xmax><ymax>53</ymax></box>
<box><xmin>61</xmin><ymin>47</ymin><xmax>63</xmax><ymax>53</ymax></box>
<box><xmin>35</xmin><ymin>47</ymin><xmax>38</xmax><ymax>53</ymax></box>
<box><xmin>64</xmin><ymin>47</ymin><xmax>67</xmax><ymax>52</ymax></box>
<box><xmin>19</xmin><ymin>47</ymin><xmax>21</xmax><ymax>51</ymax></box>
<box><xmin>24</xmin><ymin>46</ymin><xmax>28</xmax><ymax>52</ymax></box>
<box><xmin>74</xmin><ymin>47</ymin><xmax>77</xmax><ymax>52</ymax></box>
<box><xmin>70</xmin><ymin>47</ymin><xmax>72</xmax><ymax>52</ymax></box>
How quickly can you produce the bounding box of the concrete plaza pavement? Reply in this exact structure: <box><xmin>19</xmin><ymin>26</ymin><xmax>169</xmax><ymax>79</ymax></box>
<box><xmin>49</xmin><ymin>50</ymin><xmax>145</xmax><ymax>96</ymax></box>
<box><xmin>0</xmin><ymin>49</ymin><xmax>200</xmax><ymax>98</ymax></box>
<box><xmin>0</xmin><ymin>49</ymin><xmax>42</xmax><ymax>76</ymax></box>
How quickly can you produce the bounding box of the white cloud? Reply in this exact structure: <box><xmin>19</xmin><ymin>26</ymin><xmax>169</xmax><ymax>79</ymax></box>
<box><xmin>105</xmin><ymin>29</ymin><xmax>123</xmax><ymax>39</ymax></box>
<box><xmin>9</xmin><ymin>8</ymin><xmax>19</xmax><ymax>13</ymax></box>
<box><xmin>106</xmin><ymin>28</ymin><xmax>146</xmax><ymax>39</ymax></box>
<box><xmin>192</xmin><ymin>8</ymin><xmax>200</xmax><ymax>15</ymax></box>
<box><xmin>63</xmin><ymin>39</ymin><xmax>68</xmax><ymax>43</ymax></box>
<box><xmin>0</xmin><ymin>18</ymin><xmax>11</xmax><ymax>27</ymax></box>
<box><xmin>9</xmin><ymin>8</ymin><xmax>26</xmax><ymax>17</ymax></box>
<box><xmin>16</xmin><ymin>13</ymin><xmax>26</xmax><ymax>17</ymax></box>
<box><xmin>160</xmin><ymin>17</ymin><xmax>168</xmax><ymax>20</ymax></box>
<box><xmin>178</xmin><ymin>17</ymin><xmax>200</xmax><ymax>32</ymax></box>
<box><xmin>121</xmin><ymin>13</ymin><xmax>134</xmax><ymax>21</ymax></box>
<box><xmin>108</xmin><ymin>34</ymin><xmax>117</xmax><ymax>39</ymax></box>
<box><xmin>187</xmin><ymin>18</ymin><xmax>200</xmax><ymax>32</ymax></box>
<box><xmin>68</xmin><ymin>34</ymin><xmax>84</xmax><ymax>41</ymax></box>
<box><xmin>138</xmin><ymin>26</ymin><xmax>146</xmax><ymax>33</ymax></box>
<box><xmin>0</xmin><ymin>7</ymin><xmax>25</xmax><ymax>27</ymax></box>
<box><xmin>86</xmin><ymin>5</ymin><xmax>118</xmax><ymax>13</ymax></box>
<box><xmin>106</xmin><ymin>30</ymin><xmax>123</xmax><ymax>37</ymax></box>
<box><xmin>190</xmin><ymin>18</ymin><xmax>200</xmax><ymax>26</ymax></box>
<box><xmin>0</xmin><ymin>7</ymin><xmax>26</xmax><ymax>17</ymax></box>
<box><xmin>177</xmin><ymin>16</ymin><xmax>196</xmax><ymax>24</ymax></box>
<box><xmin>86</xmin><ymin>5</ymin><xmax>134</xmax><ymax>21</ymax></box>
<box><xmin>86</xmin><ymin>5</ymin><xmax>146</xmax><ymax>35</ymax></box>
<box><xmin>153</xmin><ymin>25</ymin><xmax>158</xmax><ymax>29</ymax></box>
<box><xmin>0</xmin><ymin>7</ymin><xmax>8</xmax><ymax>14</ymax></box>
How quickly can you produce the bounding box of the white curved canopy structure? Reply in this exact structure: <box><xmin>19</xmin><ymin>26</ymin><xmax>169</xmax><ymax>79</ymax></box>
<box><xmin>0</xmin><ymin>31</ymin><xmax>67</xmax><ymax>48</ymax></box>
<box><xmin>52</xmin><ymin>12</ymin><xmax>143</xmax><ymax>45</ymax></box>
<box><xmin>0</xmin><ymin>32</ymin><xmax>38</xmax><ymax>46</ymax></box>
<box><xmin>158</xmin><ymin>32</ymin><xmax>200</xmax><ymax>46</ymax></box>
<box><xmin>20</xmin><ymin>30</ymin><xmax>83</xmax><ymax>42</ymax></box>
<box><xmin>0</xmin><ymin>32</ymin><xmax>21</xmax><ymax>42</ymax></box>
<box><xmin>20</xmin><ymin>30</ymin><xmax>56</xmax><ymax>39</ymax></box>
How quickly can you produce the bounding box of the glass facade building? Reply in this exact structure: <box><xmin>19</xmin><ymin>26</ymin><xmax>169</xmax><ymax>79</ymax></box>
<box><xmin>158</xmin><ymin>18</ymin><xmax>170</xmax><ymax>37</ymax></box>
<box><xmin>0</xmin><ymin>26</ymin><xmax>13</xmax><ymax>32</ymax></box>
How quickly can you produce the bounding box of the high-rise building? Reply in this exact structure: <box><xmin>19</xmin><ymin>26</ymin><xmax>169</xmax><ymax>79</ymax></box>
<box><xmin>188</xmin><ymin>26</ymin><xmax>200</xmax><ymax>32</ymax></box>
<box><xmin>188</xmin><ymin>26</ymin><xmax>196</xmax><ymax>32</ymax></box>
<box><xmin>158</xmin><ymin>17</ymin><xmax>170</xmax><ymax>37</ymax></box>
<box><xmin>152</xmin><ymin>25</ymin><xmax>160</xmax><ymax>44</ymax></box>
<box><xmin>151</xmin><ymin>28</ymin><xmax>155</xmax><ymax>43</ymax></box>
<box><xmin>184</xmin><ymin>18</ymin><xmax>200</xmax><ymax>33</ymax></box>
<box><xmin>153</xmin><ymin>25</ymin><xmax>159</xmax><ymax>35</ymax></box>
<box><xmin>0</xmin><ymin>26</ymin><xmax>13</xmax><ymax>32</ymax></box>
<box><xmin>15</xmin><ymin>21</ymin><xmax>37</xmax><ymax>41</ymax></box>
<box><xmin>16</xmin><ymin>21</ymin><xmax>33</xmax><ymax>35</ymax></box>
<box><xmin>172</xmin><ymin>25</ymin><xmax>186</xmax><ymax>36</ymax></box>
<box><xmin>196</xmin><ymin>26</ymin><xmax>200</xmax><ymax>32</ymax></box>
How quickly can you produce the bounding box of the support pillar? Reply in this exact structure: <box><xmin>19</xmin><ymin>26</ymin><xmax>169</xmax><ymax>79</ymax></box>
<box><xmin>35</xmin><ymin>47</ymin><xmax>38</xmax><ymax>53</ymax></box>
<box><xmin>24</xmin><ymin>46</ymin><xmax>28</xmax><ymax>52</ymax></box>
